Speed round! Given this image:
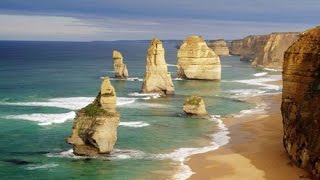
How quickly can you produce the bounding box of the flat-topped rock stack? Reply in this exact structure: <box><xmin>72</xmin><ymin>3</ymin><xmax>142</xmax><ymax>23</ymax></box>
<box><xmin>177</xmin><ymin>36</ymin><xmax>221</xmax><ymax>80</ymax></box>
<box><xmin>141</xmin><ymin>38</ymin><xmax>174</xmax><ymax>95</ymax></box>
<box><xmin>183</xmin><ymin>96</ymin><xmax>208</xmax><ymax>118</ymax></box>
<box><xmin>67</xmin><ymin>77</ymin><xmax>120</xmax><ymax>156</ymax></box>
<box><xmin>113</xmin><ymin>50</ymin><xmax>129</xmax><ymax>79</ymax></box>
<box><xmin>207</xmin><ymin>39</ymin><xmax>230</xmax><ymax>56</ymax></box>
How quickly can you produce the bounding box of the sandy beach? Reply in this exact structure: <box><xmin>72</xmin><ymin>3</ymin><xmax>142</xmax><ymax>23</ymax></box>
<box><xmin>186</xmin><ymin>94</ymin><xmax>310</xmax><ymax>180</ymax></box>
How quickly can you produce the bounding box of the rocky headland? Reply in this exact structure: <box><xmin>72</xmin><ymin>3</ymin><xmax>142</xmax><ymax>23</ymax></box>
<box><xmin>113</xmin><ymin>50</ymin><xmax>129</xmax><ymax>79</ymax></box>
<box><xmin>282</xmin><ymin>26</ymin><xmax>320</xmax><ymax>178</ymax></box>
<box><xmin>183</xmin><ymin>96</ymin><xmax>208</xmax><ymax>118</ymax></box>
<box><xmin>207</xmin><ymin>39</ymin><xmax>230</xmax><ymax>56</ymax></box>
<box><xmin>141</xmin><ymin>38</ymin><xmax>174</xmax><ymax>95</ymax></box>
<box><xmin>177</xmin><ymin>36</ymin><xmax>221</xmax><ymax>80</ymax></box>
<box><xmin>229</xmin><ymin>32</ymin><xmax>300</xmax><ymax>68</ymax></box>
<box><xmin>67</xmin><ymin>77</ymin><xmax>120</xmax><ymax>156</ymax></box>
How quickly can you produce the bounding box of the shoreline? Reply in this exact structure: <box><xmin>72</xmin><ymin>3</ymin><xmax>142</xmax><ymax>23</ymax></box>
<box><xmin>185</xmin><ymin>93</ymin><xmax>310</xmax><ymax>179</ymax></box>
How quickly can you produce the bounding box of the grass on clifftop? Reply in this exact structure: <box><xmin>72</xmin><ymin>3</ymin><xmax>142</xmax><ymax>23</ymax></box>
<box><xmin>82</xmin><ymin>102</ymin><xmax>105</xmax><ymax>117</ymax></box>
<box><xmin>184</xmin><ymin>96</ymin><xmax>202</xmax><ymax>106</ymax></box>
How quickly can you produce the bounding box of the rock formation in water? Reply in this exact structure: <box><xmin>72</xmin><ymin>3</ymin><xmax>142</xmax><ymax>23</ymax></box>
<box><xmin>113</xmin><ymin>50</ymin><xmax>129</xmax><ymax>79</ymax></box>
<box><xmin>177</xmin><ymin>36</ymin><xmax>221</xmax><ymax>80</ymax></box>
<box><xmin>141</xmin><ymin>38</ymin><xmax>174</xmax><ymax>95</ymax></box>
<box><xmin>67</xmin><ymin>77</ymin><xmax>120</xmax><ymax>156</ymax></box>
<box><xmin>183</xmin><ymin>96</ymin><xmax>208</xmax><ymax>118</ymax></box>
<box><xmin>207</xmin><ymin>39</ymin><xmax>230</xmax><ymax>56</ymax></box>
<box><xmin>229</xmin><ymin>32</ymin><xmax>300</xmax><ymax>68</ymax></box>
<box><xmin>281</xmin><ymin>26</ymin><xmax>320</xmax><ymax>178</ymax></box>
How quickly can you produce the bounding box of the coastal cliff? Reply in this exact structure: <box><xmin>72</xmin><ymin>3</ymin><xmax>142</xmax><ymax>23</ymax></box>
<box><xmin>177</xmin><ymin>36</ymin><xmax>221</xmax><ymax>80</ymax></box>
<box><xmin>229</xmin><ymin>32</ymin><xmax>299</xmax><ymax>68</ymax></box>
<box><xmin>67</xmin><ymin>77</ymin><xmax>120</xmax><ymax>156</ymax></box>
<box><xmin>282</xmin><ymin>26</ymin><xmax>320</xmax><ymax>178</ymax></box>
<box><xmin>207</xmin><ymin>39</ymin><xmax>230</xmax><ymax>56</ymax></box>
<box><xmin>113</xmin><ymin>50</ymin><xmax>129</xmax><ymax>79</ymax></box>
<box><xmin>141</xmin><ymin>38</ymin><xmax>174</xmax><ymax>94</ymax></box>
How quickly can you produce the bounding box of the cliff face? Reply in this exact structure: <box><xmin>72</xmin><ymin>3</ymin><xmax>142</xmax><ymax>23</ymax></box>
<box><xmin>281</xmin><ymin>26</ymin><xmax>320</xmax><ymax>178</ymax></box>
<box><xmin>177</xmin><ymin>36</ymin><xmax>221</xmax><ymax>80</ymax></box>
<box><xmin>229</xmin><ymin>32</ymin><xmax>300</xmax><ymax>68</ymax></box>
<box><xmin>141</xmin><ymin>38</ymin><xmax>174</xmax><ymax>95</ymax></box>
<box><xmin>67</xmin><ymin>77</ymin><xmax>120</xmax><ymax>156</ymax></box>
<box><xmin>113</xmin><ymin>50</ymin><xmax>129</xmax><ymax>79</ymax></box>
<box><xmin>207</xmin><ymin>39</ymin><xmax>230</xmax><ymax>56</ymax></box>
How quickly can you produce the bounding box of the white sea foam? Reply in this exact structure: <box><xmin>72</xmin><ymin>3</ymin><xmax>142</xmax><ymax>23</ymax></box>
<box><xmin>2</xmin><ymin>97</ymin><xmax>136</xmax><ymax>110</ymax></box>
<box><xmin>263</xmin><ymin>67</ymin><xmax>282</xmax><ymax>72</ymax></box>
<box><xmin>253</xmin><ymin>72</ymin><xmax>268</xmax><ymax>77</ymax></box>
<box><xmin>173</xmin><ymin>78</ymin><xmax>183</xmax><ymax>81</ymax></box>
<box><xmin>47</xmin><ymin>148</ymin><xmax>150</xmax><ymax>161</ymax></box>
<box><xmin>26</xmin><ymin>163</ymin><xmax>59</xmax><ymax>170</ymax></box>
<box><xmin>119</xmin><ymin>121</ymin><xmax>150</xmax><ymax>128</ymax></box>
<box><xmin>234</xmin><ymin>103</ymin><xmax>268</xmax><ymax>118</ymax></box>
<box><xmin>232</xmin><ymin>75</ymin><xmax>282</xmax><ymax>90</ymax></box>
<box><xmin>158</xmin><ymin>115</ymin><xmax>230</xmax><ymax>180</ymax></box>
<box><xmin>107</xmin><ymin>77</ymin><xmax>143</xmax><ymax>82</ymax></box>
<box><xmin>128</xmin><ymin>92</ymin><xmax>161</xmax><ymax>99</ymax></box>
<box><xmin>4</xmin><ymin>111</ymin><xmax>76</xmax><ymax>126</ymax></box>
<box><xmin>227</xmin><ymin>89</ymin><xmax>267</xmax><ymax>98</ymax></box>
<box><xmin>167</xmin><ymin>64</ymin><xmax>177</xmax><ymax>67</ymax></box>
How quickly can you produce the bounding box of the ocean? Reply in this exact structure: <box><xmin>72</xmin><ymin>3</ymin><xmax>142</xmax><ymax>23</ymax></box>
<box><xmin>0</xmin><ymin>40</ymin><xmax>282</xmax><ymax>179</ymax></box>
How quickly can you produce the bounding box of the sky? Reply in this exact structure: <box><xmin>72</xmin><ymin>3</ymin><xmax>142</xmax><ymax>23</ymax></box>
<box><xmin>0</xmin><ymin>0</ymin><xmax>318</xmax><ymax>41</ymax></box>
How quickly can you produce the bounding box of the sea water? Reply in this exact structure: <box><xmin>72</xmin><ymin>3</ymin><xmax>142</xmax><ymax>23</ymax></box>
<box><xmin>0</xmin><ymin>40</ymin><xmax>282</xmax><ymax>179</ymax></box>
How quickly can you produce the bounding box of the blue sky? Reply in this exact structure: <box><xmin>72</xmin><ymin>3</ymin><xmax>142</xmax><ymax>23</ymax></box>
<box><xmin>0</xmin><ymin>0</ymin><xmax>318</xmax><ymax>41</ymax></box>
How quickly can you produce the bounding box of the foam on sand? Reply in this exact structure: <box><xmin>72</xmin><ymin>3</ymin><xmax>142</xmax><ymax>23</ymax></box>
<box><xmin>232</xmin><ymin>75</ymin><xmax>282</xmax><ymax>90</ymax></box>
<box><xmin>158</xmin><ymin>115</ymin><xmax>230</xmax><ymax>180</ymax></box>
<box><xmin>4</xmin><ymin>111</ymin><xmax>76</xmax><ymax>126</ymax></box>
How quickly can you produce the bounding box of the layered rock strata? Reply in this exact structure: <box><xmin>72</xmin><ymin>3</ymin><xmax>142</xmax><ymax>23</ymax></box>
<box><xmin>141</xmin><ymin>38</ymin><xmax>174</xmax><ymax>95</ymax></box>
<box><xmin>67</xmin><ymin>77</ymin><xmax>120</xmax><ymax>156</ymax></box>
<box><xmin>177</xmin><ymin>36</ymin><xmax>221</xmax><ymax>80</ymax></box>
<box><xmin>207</xmin><ymin>39</ymin><xmax>230</xmax><ymax>56</ymax></box>
<box><xmin>229</xmin><ymin>32</ymin><xmax>300</xmax><ymax>68</ymax></box>
<box><xmin>281</xmin><ymin>26</ymin><xmax>320</xmax><ymax>178</ymax></box>
<box><xmin>183</xmin><ymin>96</ymin><xmax>208</xmax><ymax>118</ymax></box>
<box><xmin>113</xmin><ymin>50</ymin><xmax>129</xmax><ymax>79</ymax></box>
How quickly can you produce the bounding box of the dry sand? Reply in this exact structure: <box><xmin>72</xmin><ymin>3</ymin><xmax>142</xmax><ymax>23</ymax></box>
<box><xmin>186</xmin><ymin>94</ymin><xmax>310</xmax><ymax>180</ymax></box>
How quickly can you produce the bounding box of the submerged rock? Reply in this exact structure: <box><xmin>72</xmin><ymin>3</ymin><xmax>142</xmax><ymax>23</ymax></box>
<box><xmin>183</xmin><ymin>96</ymin><xmax>208</xmax><ymax>118</ymax></box>
<box><xmin>67</xmin><ymin>77</ymin><xmax>120</xmax><ymax>156</ymax></box>
<box><xmin>282</xmin><ymin>26</ymin><xmax>320</xmax><ymax>178</ymax></box>
<box><xmin>207</xmin><ymin>39</ymin><xmax>230</xmax><ymax>56</ymax></box>
<box><xmin>113</xmin><ymin>50</ymin><xmax>128</xmax><ymax>79</ymax></box>
<box><xmin>177</xmin><ymin>36</ymin><xmax>221</xmax><ymax>80</ymax></box>
<box><xmin>141</xmin><ymin>38</ymin><xmax>174</xmax><ymax>95</ymax></box>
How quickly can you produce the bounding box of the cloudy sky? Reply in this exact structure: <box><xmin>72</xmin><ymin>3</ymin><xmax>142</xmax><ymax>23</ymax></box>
<box><xmin>0</xmin><ymin>0</ymin><xmax>318</xmax><ymax>41</ymax></box>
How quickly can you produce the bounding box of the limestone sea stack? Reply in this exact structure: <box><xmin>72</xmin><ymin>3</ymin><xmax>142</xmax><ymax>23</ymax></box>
<box><xmin>207</xmin><ymin>39</ymin><xmax>230</xmax><ymax>56</ymax></box>
<box><xmin>141</xmin><ymin>38</ymin><xmax>174</xmax><ymax>95</ymax></box>
<box><xmin>183</xmin><ymin>96</ymin><xmax>208</xmax><ymax>118</ymax></box>
<box><xmin>229</xmin><ymin>32</ymin><xmax>300</xmax><ymax>68</ymax></box>
<box><xmin>281</xmin><ymin>26</ymin><xmax>320</xmax><ymax>178</ymax></box>
<box><xmin>67</xmin><ymin>77</ymin><xmax>120</xmax><ymax>156</ymax></box>
<box><xmin>113</xmin><ymin>50</ymin><xmax>129</xmax><ymax>79</ymax></box>
<box><xmin>177</xmin><ymin>36</ymin><xmax>221</xmax><ymax>80</ymax></box>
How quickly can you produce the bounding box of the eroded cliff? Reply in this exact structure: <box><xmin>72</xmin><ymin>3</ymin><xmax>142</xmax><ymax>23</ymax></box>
<box><xmin>229</xmin><ymin>32</ymin><xmax>300</xmax><ymax>68</ymax></box>
<box><xmin>282</xmin><ymin>26</ymin><xmax>320</xmax><ymax>178</ymax></box>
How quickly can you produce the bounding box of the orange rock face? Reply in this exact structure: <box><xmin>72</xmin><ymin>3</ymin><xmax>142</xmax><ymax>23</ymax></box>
<box><xmin>281</xmin><ymin>26</ymin><xmax>320</xmax><ymax>178</ymax></box>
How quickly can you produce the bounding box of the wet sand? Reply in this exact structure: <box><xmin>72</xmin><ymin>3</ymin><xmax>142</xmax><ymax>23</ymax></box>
<box><xmin>186</xmin><ymin>94</ymin><xmax>310</xmax><ymax>180</ymax></box>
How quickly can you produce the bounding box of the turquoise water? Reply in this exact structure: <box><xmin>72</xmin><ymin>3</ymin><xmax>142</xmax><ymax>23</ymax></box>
<box><xmin>0</xmin><ymin>41</ymin><xmax>281</xmax><ymax>179</ymax></box>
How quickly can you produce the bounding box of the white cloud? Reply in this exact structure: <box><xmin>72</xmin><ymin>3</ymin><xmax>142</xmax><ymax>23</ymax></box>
<box><xmin>0</xmin><ymin>14</ymin><xmax>105</xmax><ymax>41</ymax></box>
